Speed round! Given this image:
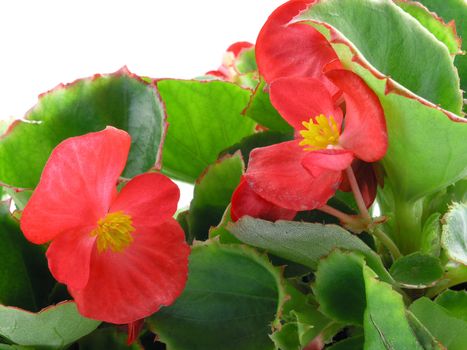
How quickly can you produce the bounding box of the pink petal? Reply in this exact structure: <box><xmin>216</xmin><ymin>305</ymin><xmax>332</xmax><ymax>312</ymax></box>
<box><xmin>70</xmin><ymin>219</ymin><xmax>190</xmax><ymax>324</ymax></box>
<box><xmin>325</xmin><ymin>69</ymin><xmax>388</xmax><ymax>162</ymax></box>
<box><xmin>256</xmin><ymin>0</ymin><xmax>341</xmax><ymax>93</ymax></box>
<box><xmin>231</xmin><ymin>177</ymin><xmax>297</xmax><ymax>222</ymax></box>
<box><xmin>21</xmin><ymin>127</ymin><xmax>131</xmax><ymax>244</ymax></box>
<box><xmin>245</xmin><ymin>141</ymin><xmax>342</xmax><ymax>211</ymax></box>
<box><xmin>301</xmin><ymin>149</ymin><xmax>354</xmax><ymax>177</ymax></box>
<box><xmin>110</xmin><ymin>173</ymin><xmax>179</xmax><ymax>228</ymax></box>
<box><xmin>270</xmin><ymin>77</ymin><xmax>343</xmax><ymax>130</ymax></box>
<box><xmin>46</xmin><ymin>226</ymin><xmax>96</xmax><ymax>290</ymax></box>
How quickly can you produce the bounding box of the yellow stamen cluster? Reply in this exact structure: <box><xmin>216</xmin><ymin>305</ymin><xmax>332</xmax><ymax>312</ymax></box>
<box><xmin>90</xmin><ymin>211</ymin><xmax>135</xmax><ymax>253</ymax></box>
<box><xmin>299</xmin><ymin>114</ymin><xmax>340</xmax><ymax>151</ymax></box>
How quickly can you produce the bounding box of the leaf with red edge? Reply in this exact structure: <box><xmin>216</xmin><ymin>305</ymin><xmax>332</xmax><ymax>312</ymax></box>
<box><xmin>0</xmin><ymin>67</ymin><xmax>166</xmax><ymax>189</ymax></box>
<box><xmin>157</xmin><ymin>79</ymin><xmax>255</xmax><ymax>183</ymax></box>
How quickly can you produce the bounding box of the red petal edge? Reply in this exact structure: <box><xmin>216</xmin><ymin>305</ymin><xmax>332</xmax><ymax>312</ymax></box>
<box><xmin>231</xmin><ymin>177</ymin><xmax>297</xmax><ymax>222</ymax></box>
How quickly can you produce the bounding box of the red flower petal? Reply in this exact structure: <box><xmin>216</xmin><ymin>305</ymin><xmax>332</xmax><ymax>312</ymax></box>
<box><xmin>340</xmin><ymin>161</ymin><xmax>378</xmax><ymax>208</ymax></box>
<box><xmin>21</xmin><ymin>127</ymin><xmax>131</xmax><ymax>244</ymax></box>
<box><xmin>270</xmin><ymin>77</ymin><xmax>343</xmax><ymax>130</ymax></box>
<box><xmin>227</xmin><ymin>41</ymin><xmax>254</xmax><ymax>57</ymax></box>
<box><xmin>256</xmin><ymin>0</ymin><xmax>341</xmax><ymax>93</ymax></box>
<box><xmin>231</xmin><ymin>177</ymin><xmax>297</xmax><ymax>222</ymax></box>
<box><xmin>70</xmin><ymin>219</ymin><xmax>190</xmax><ymax>324</ymax></box>
<box><xmin>325</xmin><ymin>69</ymin><xmax>387</xmax><ymax>162</ymax></box>
<box><xmin>110</xmin><ymin>173</ymin><xmax>179</xmax><ymax>228</ymax></box>
<box><xmin>301</xmin><ymin>149</ymin><xmax>354</xmax><ymax>177</ymax></box>
<box><xmin>46</xmin><ymin>226</ymin><xmax>96</xmax><ymax>290</ymax></box>
<box><xmin>245</xmin><ymin>141</ymin><xmax>342</xmax><ymax>211</ymax></box>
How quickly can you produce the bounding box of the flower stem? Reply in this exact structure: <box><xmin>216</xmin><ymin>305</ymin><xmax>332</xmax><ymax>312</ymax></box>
<box><xmin>370</xmin><ymin>227</ymin><xmax>402</xmax><ymax>260</ymax></box>
<box><xmin>319</xmin><ymin>204</ymin><xmax>359</xmax><ymax>225</ymax></box>
<box><xmin>345</xmin><ymin>166</ymin><xmax>402</xmax><ymax>260</ymax></box>
<box><xmin>345</xmin><ymin>167</ymin><xmax>371</xmax><ymax>222</ymax></box>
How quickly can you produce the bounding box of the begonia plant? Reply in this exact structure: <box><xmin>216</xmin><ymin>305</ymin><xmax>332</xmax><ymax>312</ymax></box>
<box><xmin>0</xmin><ymin>0</ymin><xmax>466</xmax><ymax>349</ymax></box>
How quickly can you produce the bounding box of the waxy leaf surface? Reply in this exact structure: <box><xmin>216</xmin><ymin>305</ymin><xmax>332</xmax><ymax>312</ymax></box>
<box><xmin>149</xmin><ymin>243</ymin><xmax>284</xmax><ymax>350</ymax></box>
<box><xmin>0</xmin><ymin>302</ymin><xmax>99</xmax><ymax>349</ymax></box>
<box><xmin>157</xmin><ymin>80</ymin><xmax>255</xmax><ymax>182</ymax></box>
<box><xmin>441</xmin><ymin>202</ymin><xmax>467</xmax><ymax>265</ymax></box>
<box><xmin>298</xmin><ymin>0</ymin><xmax>462</xmax><ymax>113</ymax></box>
<box><xmin>0</xmin><ymin>69</ymin><xmax>165</xmax><ymax>188</ymax></box>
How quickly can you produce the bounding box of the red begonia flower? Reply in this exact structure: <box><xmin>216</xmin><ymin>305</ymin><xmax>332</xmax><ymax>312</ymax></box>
<box><xmin>231</xmin><ymin>177</ymin><xmax>297</xmax><ymax>221</ymax></box>
<box><xmin>255</xmin><ymin>0</ymin><xmax>342</xmax><ymax>95</ymax></box>
<box><xmin>243</xmin><ymin>69</ymin><xmax>387</xmax><ymax>211</ymax></box>
<box><xmin>20</xmin><ymin>127</ymin><xmax>190</xmax><ymax>324</ymax></box>
<box><xmin>339</xmin><ymin>160</ymin><xmax>378</xmax><ymax>209</ymax></box>
<box><xmin>206</xmin><ymin>41</ymin><xmax>254</xmax><ymax>81</ymax></box>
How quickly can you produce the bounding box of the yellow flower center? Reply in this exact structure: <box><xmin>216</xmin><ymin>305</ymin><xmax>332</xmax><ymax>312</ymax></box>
<box><xmin>90</xmin><ymin>211</ymin><xmax>135</xmax><ymax>253</ymax></box>
<box><xmin>299</xmin><ymin>114</ymin><xmax>340</xmax><ymax>151</ymax></box>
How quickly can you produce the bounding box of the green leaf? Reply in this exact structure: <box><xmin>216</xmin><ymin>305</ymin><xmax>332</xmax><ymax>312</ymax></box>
<box><xmin>0</xmin><ymin>302</ymin><xmax>100</xmax><ymax>349</ymax></box>
<box><xmin>420</xmin><ymin>213</ymin><xmax>441</xmax><ymax>257</ymax></box>
<box><xmin>363</xmin><ymin>266</ymin><xmax>423</xmax><ymax>350</ymax></box>
<box><xmin>441</xmin><ymin>202</ymin><xmax>467</xmax><ymax>265</ymax></box>
<box><xmin>298</xmin><ymin>0</ymin><xmax>462</xmax><ymax>113</ymax></box>
<box><xmin>309</xmin><ymin>23</ymin><xmax>467</xmax><ymax>202</ymax></box>
<box><xmin>0</xmin><ymin>204</ymin><xmax>54</xmax><ymax>310</ymax></box>
<box><xmin>176</xmin><ymin>210</ymin><xmax>192</xmax><ymax>244</ymax></box>
<box><xmin>389</xmin><ymin>252</ymin><xmax>443</xmax><ymax>288</ymax></box>
<box><xmin>209</xmin><ymin>205</ymin><xmax>242</xmax><ymax>244</ymax></box>
<box><xmin>188</xmin><ymin>153</ymin><xmax>244</xmax><ymax>240</ymax></box>
<box><xmin>0</xmin><ymin>68</ymin><xmax>166</xmax><ymax>189</ymax></box>
<box><xmin>228</xmin><ymin>217</ymin><xmax>392</xmax><ymax>282</ymax></box>
<box><xmin>406</xmin><ymin>311</ymin><xmax>443</xmax><ymax>350</ymax></box>
<box><xmin>416</xmin><ymin>0</ymin><xmax>467</xmax><ymax>97</ymax></box>
<box><xmin>327</xmin><ymin>335</ymin><xmax>364</xmax><ymax>350</ymax></box>
<box><xmin>435</xmin><ymin>290</ymin><xmax>467</xmax><ymax>322</ymax></box>
<box><xmin>272</xmin><ymin>283</ymin><xmax>338</xmax><ymax>349</ymax></box>
<box><xmin>157</xmin><ymin>79</ymin><xmax>255</xmax><ymax>183</ymax></box>
<box><xmin>235</xmin><ymin>46</ymin><xmax>257</xmax><ymax>74</ymax></box>
<box><xmin>396</xmin><ymin>0</ymin><xmax>462</xmax><ymax>55</ymax></box>
<box><xmin>313</xmin><ymin>251</ymin><xmax>366</xmax><ymax>325</ymax></box>
<box><xmin>79</xmin><ymin>328</ymin><xmax>142</xmax><ymax>350</ymax></box>
<box><xmin>149</xmin><ymin>243</ymin><xmax>285</xmax><ymax>350</ymax></box>
<box><xmin>243</xmin><ymin>79</ymin><xmax>293</xmax><ymax>133</ymax></box>
<box><xmin>410</xmin><ymin>297</ymin><xmax>467</xmax><ymax>350</ymax></box>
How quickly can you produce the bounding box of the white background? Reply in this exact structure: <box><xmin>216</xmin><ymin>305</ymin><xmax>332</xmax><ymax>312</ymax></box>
<box><xmin>0</xmin><ymin>0</ymin><xmax>285</xmax><ymax>207</ymax></box>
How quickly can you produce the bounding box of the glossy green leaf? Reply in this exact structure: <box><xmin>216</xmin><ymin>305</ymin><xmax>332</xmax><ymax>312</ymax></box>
<box><xmin>416</xmin><ymin>0</ymin><xmax>467</xmax><ymax>96</ymax></box>
<box><xmin>435</xmin><ymin>290</ymin><xmax>467</xmax><ymax>322</ymax></box>
<box><xmin>389</xmin><ymin>252</ymin><xmax>443</xmax><ymax>288</ymax></box>
<box><xmin>396</xmin><ymin>0</ymin><xmax>461</xmax><ymax>55</ymax></box>
<box><xmin>313</xmin><ymin>251</ymin><xmax>366</xmax><ymax>325</ymax></box>
<box><xmin>0</xmin><ymin>302</ymin><xmax>99</xmax><ymax>349</ymax></box>
<box><xmin>406</xmin><ymin>311</ymin><xmax>443</xmax><ymax>350</ymax></box>
<box><xmin>157</xmin><ymin>79</ymin><xmax>255</xmax><ymax>183</ymax></box>
<box><xmin>420</xmin><ymin>213</ymin><xmax>441</xmax><ymax>257</ymax></box>
<box><xmin>363</xmin><ymin>266</ymin><xmax>423</xmax><ymax>349</ymax></box>
<box><xmin>410</xmin><ymin>297</ymin><xmax>467</xmax><ymax>350</ymax></box>
<box><xmin>188</xmin><ymin>153</ymin><xmax>244</xmax><ymax>240</ymax></box>
<box><xmin>149</xmin><ymin>243</ymin><xmax>284</xmax><ymax>350</ymax></box>
<box><xmin>298</xmin><ymin>0</ymin><xmax>462</xmax><ymax>113</ymax></box>
<box><xmin>229</xmin><ymin>217</ymin><xmax>391</xmax><ymax>282</ymax></box>
<box><xmin>308</xmin><ymin>23</ymin><xmax>467</xmax><ymax>202</ymax></box>
<box><xmin>441</xmin><ymin>202</ymin><xmax>467</xmax><ymax>265</ymax></box>
<box><xmin>0</xmin><ymin>68</ymin><xmax>165</xmax><ymax>189</ymax></box>
<box><xmin>0</xmin><ymin>204</ymin><xmax>54</xmax><ymax>310</ymax></box>
<box><xmin>243</xmin><ymin>79</ymin><xmax>293</xmax><ymax>133</ymax></box>
<box><xmin>272</xmin><ymin>283</ymin><xmax>338</xmax><ymax>349</ymax></box>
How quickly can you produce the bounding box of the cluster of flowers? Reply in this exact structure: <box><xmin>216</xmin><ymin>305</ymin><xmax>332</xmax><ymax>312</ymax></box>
<box><xmin>18</xmin><ymin>0</ymin><xmax>388</xmax><ymax>333</ymax></box>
